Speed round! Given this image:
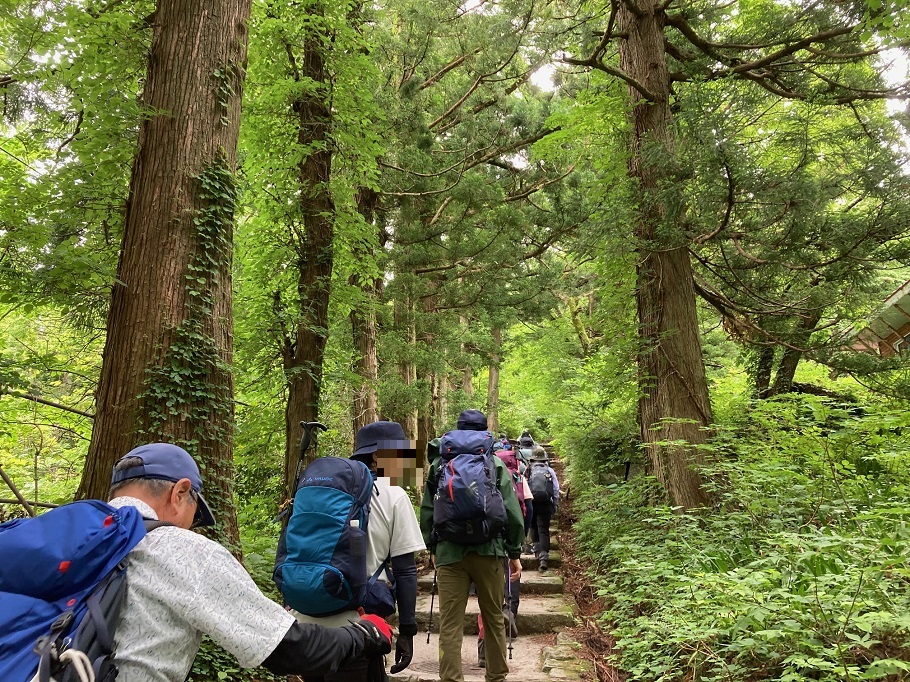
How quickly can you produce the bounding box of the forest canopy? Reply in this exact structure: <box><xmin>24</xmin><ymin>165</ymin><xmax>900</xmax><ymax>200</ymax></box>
<box><xmin>1</xmin><ymin>0</ymin><xmax>910</xmax><ymax>678</ymax></box>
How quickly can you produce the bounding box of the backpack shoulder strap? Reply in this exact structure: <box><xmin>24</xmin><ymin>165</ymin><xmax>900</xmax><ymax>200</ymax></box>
<box><xmin>142</xmin><ymin>519</ymin><xmax>173</xmax><ymax>532</ymax></box>
<box><xmin>368</xmin><ymin>558</ymin><xmax>393</xmax><ymax>586</ymax></box>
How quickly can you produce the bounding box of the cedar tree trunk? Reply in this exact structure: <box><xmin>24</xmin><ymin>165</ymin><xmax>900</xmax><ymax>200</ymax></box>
<box><xmin>770</xmin><ymin>310</ymin><xmax>823</xmax><ymax>395</ymax></box>
<box><xmin>487</xmin><ymin>327</ymin><xmax>501</xmax><ymax>433</ymax></box>
<box><xmin>80</xmin><ymin>0</ymin><xmax>251</xmax><ymax>551</ymax></box>
<box><xmin>350</xmin><ymin>189</ymin><xmax>381</xmax><ymax>437</ymax></box>
<box><xmin>282</xmin><ymin>29</ymin><xmax>334</xmax><ymax>501</ymax></box>
<box><xmin>619</xmin><ymin>0</ymin><xmax>712</xmax><ymax>508</ymax></box>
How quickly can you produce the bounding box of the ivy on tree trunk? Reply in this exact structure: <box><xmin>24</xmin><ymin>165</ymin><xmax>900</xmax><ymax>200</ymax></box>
<box><xmin>79</xmin><ymin>0</ymin><xmax>251</xmax><ymax>553</ymax></box>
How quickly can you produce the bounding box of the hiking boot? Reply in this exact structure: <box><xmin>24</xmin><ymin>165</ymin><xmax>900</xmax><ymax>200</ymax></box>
<box><xmin>539</xmin><ymin>559</ymin><xmax>549</xmax><ymax>573</ymax></box>
<box><xmin>503</xmin><ymin>606</ymin><xmax>519</xmax><ymax>638</ymax></box>
<box><xmin>478</xmin><ymin>638</ymin><xmax>485</xmax><ymax>668</ymax></box>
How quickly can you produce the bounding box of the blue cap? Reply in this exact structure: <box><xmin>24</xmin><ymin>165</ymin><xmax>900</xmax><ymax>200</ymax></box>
<box><xmin>111</xmin><ymin>443</ymin><xmax>216</xmax><ymax>528</ymax></box>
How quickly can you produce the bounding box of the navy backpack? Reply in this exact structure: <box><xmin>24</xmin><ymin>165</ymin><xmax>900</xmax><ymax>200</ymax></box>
<box><xmin>274</xmin><ymin>457</ymin><xmax>375</xmax><ymax>616</ymax></box>
<box><xmin>0</xmin><ymin>500</ymin><xmax>160</xmax><ymax>682</ymax></box>
<box><xmin>433</xmin><ymin>430</ymin><xmax>507</xmax><ymax>545</ymax></box>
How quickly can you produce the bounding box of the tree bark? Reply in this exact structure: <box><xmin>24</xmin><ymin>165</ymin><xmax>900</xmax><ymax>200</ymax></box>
<box><xmin>754</xmin><ymin>344</ymin><xmax>775</xmax><ymax>398</ymax></box>
<box><xmin>618</xmin><ymin>0</ymin><xmax>712</xmax><ymax>508</ymax></box>
<box><xmin>403</xmin><ymin>303</ymin><xmax>419</xmax><ymax>438</ymax></box>
<box><xmin>282</xmin><ymin>25</ymin><xmax>335</xmax><ymax>501</ymax></box>
<box><xmin>460</xmin><ymin>315</ymin><xmax>474</xmax><ymax>397</ymax></box>
<box><xmin>770</xmin><ymin>310</ymin><xmax>823</xmax><ymax>395</ymax></box>
<box><xmin>350</xmin><ymin>189</ymin><xmax>381</xmax><ymax>437</ymax></box>
<box><xmin>437</xmin><ymin>370</ymin><xmax>449</xmax><ymax>434</ymax></box>
<box><xmin>79</xmin><ymin>0</ymin><xmax>251</xmax><ymax>551</ymax></box>
<box><xmin>487</xmin><ymin>327</ymin><xmax>501</xmax><ymax>433</ymax></box>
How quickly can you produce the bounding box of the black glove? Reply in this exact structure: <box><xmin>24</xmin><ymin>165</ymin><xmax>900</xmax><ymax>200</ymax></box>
<box><xmin>347</xmin><ymin>616</ymin><xmax>393</xmax><ymax>657</ymax></box>
<box><xmin>390</xmin><ymin>634</ymin><xmax>413</xmax><ymax>674</ymax></box>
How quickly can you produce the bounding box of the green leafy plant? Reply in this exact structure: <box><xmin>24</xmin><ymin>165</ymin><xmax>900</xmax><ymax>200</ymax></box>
<box><xmin>572</xmin><ymin>395</ymin><xmax>910</xmax><ymax>682</ymax></box>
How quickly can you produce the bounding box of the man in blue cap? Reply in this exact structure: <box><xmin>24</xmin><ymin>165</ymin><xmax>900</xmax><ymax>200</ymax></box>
<box><xmin>107</xmin><ymin>442</ymin><xmax>392</xmax><ymax>682</ymax></box>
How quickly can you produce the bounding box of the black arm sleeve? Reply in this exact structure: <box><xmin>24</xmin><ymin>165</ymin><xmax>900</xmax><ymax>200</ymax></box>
<box><xmin>260</xmin><ymin>621</ymin><xmax>363</xmax><ymax>676</ymax></box>
<box><xmin>391</xmin><ymin>552</ymin><xmax>418</xmax><ymax>637</ymax></box>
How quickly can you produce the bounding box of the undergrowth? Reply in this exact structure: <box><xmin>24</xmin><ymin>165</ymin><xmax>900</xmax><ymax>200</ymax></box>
<box><xmin>572</xmin><ymin>395</ymin><xmax>910</xmax><ymax>682</ymax></box>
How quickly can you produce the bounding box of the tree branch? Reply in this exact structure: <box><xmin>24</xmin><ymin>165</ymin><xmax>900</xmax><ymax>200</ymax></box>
<box><xmin>418</xmin><ymin>48</ymin><xmax>483</xmax><ymax>91</ymax></box>
<box><xmin>1</xmin><ymin>390</ymin><xmax>95</xmax><ymax>419</ymax></box>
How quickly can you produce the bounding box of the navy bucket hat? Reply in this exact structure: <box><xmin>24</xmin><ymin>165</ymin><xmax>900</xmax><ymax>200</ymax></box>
<box><xmin>352</xmin><ymin>421</ymin><xmax>415</xmax><ymax>458</ymax></box>
<box><xmin>456</xmin><ymin>409</ymin><xmax>488</xmax><ymax>431</ymax></box>
<box><xmin>111</xmin><ymin>443</ymin><xmax>216</xmax><ymax>528</ymax></box>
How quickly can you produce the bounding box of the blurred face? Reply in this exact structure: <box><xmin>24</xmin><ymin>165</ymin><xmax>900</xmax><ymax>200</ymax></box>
<box><xmin>369</xmin><ymin>446</ymin><xmax>420</xmax><ymax>487</ymax></box>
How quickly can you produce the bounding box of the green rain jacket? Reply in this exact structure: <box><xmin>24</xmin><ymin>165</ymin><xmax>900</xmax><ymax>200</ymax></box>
<box><xmin>419</xmin><ymin>452</ymin><xmax>525</xmax><ymax>566</ymax></box>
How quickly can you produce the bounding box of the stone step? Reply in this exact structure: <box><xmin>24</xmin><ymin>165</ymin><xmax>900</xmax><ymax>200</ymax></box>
<box><xmin>521</xmin><ymin>551</ymin><xmax>561</xmax><ymax>571</ymax></box>
<box><xmin>415</xmin><ymin>594</ymin><xmax>574</xmax><ymax>635</ymax></box>
<box><xmin>417</xmin><ymin>571</ymin><xmax>564</xmax><ymax>595</ymax></box>
<box><xmin>389</xmin><ymin>633</ymin><xmax>553</xmax><ymax>682</ymax></box>
<box><xmin>528</xmin><ymin>537</ymin><xmax>560</xmax><ymax>551</ymax></box>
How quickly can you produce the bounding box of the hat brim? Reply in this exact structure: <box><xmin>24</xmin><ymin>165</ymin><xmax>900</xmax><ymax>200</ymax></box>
<box><xmin>194</xmin><ymin>492</ymin><xmax>216</xmax><ymax>528</ymax></box>
<box><xmin>352</xmin><ymin>439</ymin><xmax>416</xmax><ymax>457</ymax></box>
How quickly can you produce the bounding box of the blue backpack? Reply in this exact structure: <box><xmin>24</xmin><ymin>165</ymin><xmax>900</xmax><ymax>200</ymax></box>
<box><xmin>433</xmin><ymin>430</ymin><xmax>507</xmax><ymax>545</ymax></box>
<box><xmin>274</xmin><ymin>457</ymin><xmax>374</xmax><ymax>616</ymax></box>
<box><xmin>0</xmin><ymin>500</ymin><xmax>161</xmax><ymax>682</ymax></box>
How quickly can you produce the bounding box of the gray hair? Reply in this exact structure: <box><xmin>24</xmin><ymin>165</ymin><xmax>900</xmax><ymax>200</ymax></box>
<box><xmin>108</xmin><ymin>456</ymin><xmax>175</xmax><ymax>500</ymax></box>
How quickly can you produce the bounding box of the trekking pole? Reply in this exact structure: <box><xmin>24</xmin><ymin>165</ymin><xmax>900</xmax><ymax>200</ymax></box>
<box><xmin>506</xmin><ymin>561</ymin><xmax>513</xmax><ymax>660</ymax></box>
<box><xmin>279</xmin><ymin>421</ymin><xmax>328</xmax><ymax>525</ymax></box>
<box><xmin>426</xmin><ymin>568</ymin><xmax>437</xmax><ymax>644</ymax></box>
<box><xmin>295</xmin><ymin>421</ymin><xmax>328</xmax><ymax>485</ymax></box>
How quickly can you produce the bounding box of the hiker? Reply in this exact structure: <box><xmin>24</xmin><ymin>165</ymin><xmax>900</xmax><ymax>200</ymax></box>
<box><xmin>516</xmin><ymin>431</ymin><xmax>534</xmax><ymax>474</ymax></box>
<box><xmin>475</xmin><ymin>446</ymin><xmax>530</xmax><ymax>665</ymax></box>
<box><xmin>30</xmin><ymin>443</ymin><xmax>392</xmax><ymax>682</ymax></box>
<box><xmin>419</xmin><ymin>409</ymin><xmax>525</xmax><ymax>682</ymax></box>
<box><xmin>526</xmin><ymin>444</ymin><xmax>560</xmax><ymax>572</ymax></box>
<box><xmin>284</xmin><ymin>421</ymin><xmax>427</xmax><ymax>682</ymax></box>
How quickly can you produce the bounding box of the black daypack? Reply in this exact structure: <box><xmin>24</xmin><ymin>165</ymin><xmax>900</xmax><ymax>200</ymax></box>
<box><xmin>528</xmin><ymin>461</ymin><xmax>554</xmax><ymax>505</ymax></box>
<box><xmin>432</xmin><ymin>430</ymin><xmax>507</xmax><ymax>545</ymax></box>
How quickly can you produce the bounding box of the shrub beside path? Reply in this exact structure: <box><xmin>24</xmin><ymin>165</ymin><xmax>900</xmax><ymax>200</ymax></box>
<box><xmin>390</xmin><ymin>448</ymin><xmax>594</xmax><ymax>682</ymax></box>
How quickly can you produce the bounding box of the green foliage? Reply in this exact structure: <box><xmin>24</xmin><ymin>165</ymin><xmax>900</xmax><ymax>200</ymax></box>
<box><xmin>572</xmin><ymin>395</ymin><xmax>910</xmax><ymax>682</ymax></box>
<box><xmin>0</xmin><ymin>309</ymin><xmax>97</xmax><ymax>516</ymax></box>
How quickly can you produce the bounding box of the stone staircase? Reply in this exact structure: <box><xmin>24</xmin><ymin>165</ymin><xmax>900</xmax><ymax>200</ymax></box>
<box><xmin>390</xmin><ymin>450</ymin><xmax>589</xmax><ymax>682</ymax></box>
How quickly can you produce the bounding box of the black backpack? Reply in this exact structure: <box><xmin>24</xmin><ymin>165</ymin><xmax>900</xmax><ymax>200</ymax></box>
<box><xmin>528</xmin><ymin>461</ymin><xmax>554</xmax><ymax>504</ymax></box>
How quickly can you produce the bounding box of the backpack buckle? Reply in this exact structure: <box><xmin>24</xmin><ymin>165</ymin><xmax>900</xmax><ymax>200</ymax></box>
<box><xmin>51</xmin><ymin>611</ymin><xmax>75</xmax><ymax>634</ymax></box>
<box><xmin>33</xmin><ymin>611</ymin><xmax>74</xmax><ymax>656</ymax></box>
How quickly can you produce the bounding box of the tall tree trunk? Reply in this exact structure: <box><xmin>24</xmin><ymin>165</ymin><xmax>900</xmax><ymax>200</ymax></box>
<box><xmin>566</xmin><ymin>297</ymin><xmax>592</xmax><ymax>356</ymax></box>
<box><xmin>754</xmin><ymin>344</ymin><xmax>775</xmax><ymax>398</ymax></box>
<box><xmin>618</xmin><ymin>0</ymin><xmax>712</xmax><ymax>508</ymax></box>
<box><xmin>386</xmin><ymin>293</ymin><xmax>418</xmax><ymax>436</ymax></box>
<box><xmin>487</xmin><ymin>327</ymin><xmax>501</xmax><ymax>433</ymax></box>
<box><xmin>79</xmin><ymin>0</ymin><xmax>250</xmax><ymax>551</ymax></box>
<box><xmin>351</xmin><ymin>283</ymin><xmax>380</xmax><ymax>434</ymax></box>
<box><xmin>282</xmin><ymin>25</ymin><xmax>334</xmax><ymax>501</ymax></box>
<box><xmin>770</xmin><ymin>310</ymin><xmax>823</xmax><ymax>395</ymax></box>
<box><xmin>437</xmin><ymin>370</ymin><xmax>449</xmax><ymax>434</ymax></box>
<box><xmin>350</xmin><ymin>189</ymin><xmax>381</xmax><ymax>437</ymax></box>
<box><xmin>460</xmin><ymin>315</ymin><xmax>474</xmax><ymax>397</ymax></box>
<box><xmin>404</xmin><ymin>306</ymin><xmax>418</xmax><ymax>438</ymax></box>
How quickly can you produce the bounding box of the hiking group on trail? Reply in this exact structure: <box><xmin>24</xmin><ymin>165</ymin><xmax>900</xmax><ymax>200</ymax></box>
<box><xmin>0</xmin><ymin>409</ymin><xmax>560</xmax><ymax>682</ymax></box>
